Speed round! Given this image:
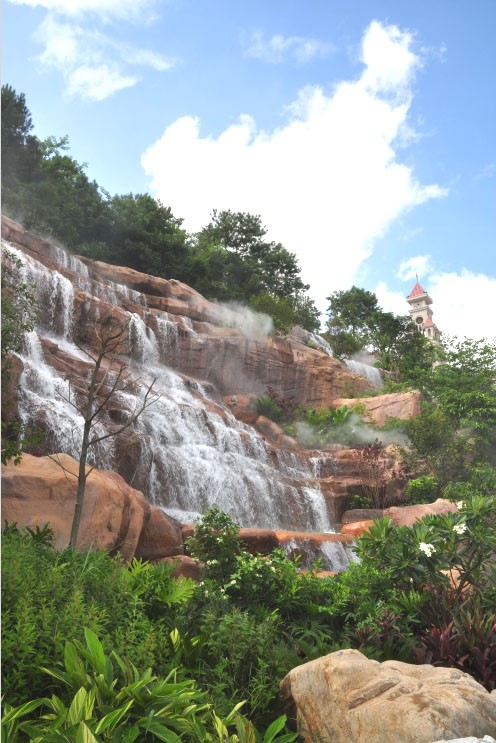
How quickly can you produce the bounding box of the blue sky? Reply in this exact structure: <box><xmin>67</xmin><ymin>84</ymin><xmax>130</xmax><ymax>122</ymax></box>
<box><xmin>3</xmin><ymin>0</ymin><xmax>496</xmax><ymax>339</ymax></box>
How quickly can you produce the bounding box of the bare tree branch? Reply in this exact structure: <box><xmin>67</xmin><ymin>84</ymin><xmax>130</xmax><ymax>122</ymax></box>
<box><xmin>52</xmin><ymin>317</ymin><xmax>160</xmax><ymax>549</ymax></box>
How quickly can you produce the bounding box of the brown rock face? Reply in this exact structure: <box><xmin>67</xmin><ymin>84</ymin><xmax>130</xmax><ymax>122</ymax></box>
<box><xmin>1</xmin><ymin>453</ymin><xmax>178</xmax><ymax>562</ymax></box>
<box><xmin>384</xmin><ymin>498</ymin><xmax>457</xmax><ymax>526</ymax></box>
<box><xmin>135</xmin><ymin>506</ymin><xmax>184</xmax><ymax>560</ymax></box>
<box><xmin>280</xmin><ymin>649</ymin><xmax>496</xmax><ymax>743</ymax></box>
<box><xmin>161</xmin><ymin>555</ymin><xmax>203</xmax><ymax>581</ymax></box>
<box><xmin>1</xmin><ymin>217</ymin><xmax>414</xmax><ymax>542</ymax></box>
<box><xmin>333</xmin><ymin>390</ymin><xmax>422</xmax><ymax>426</ymax></box>
<box><xmin>340</xmin><ymin>520</ymin><xmax>375</xmax><ymax>537</ymax></box>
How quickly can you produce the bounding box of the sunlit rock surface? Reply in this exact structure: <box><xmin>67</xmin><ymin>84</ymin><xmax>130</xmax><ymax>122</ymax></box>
<box><xmin>281</xmin><ymin>649</ymin><xmax>496</xmax><ymax>742</ymax></box>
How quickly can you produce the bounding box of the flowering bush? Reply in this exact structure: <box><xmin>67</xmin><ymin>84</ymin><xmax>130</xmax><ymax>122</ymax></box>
<box><xmin>354</xmin><ymin>492</ymin><xmax>496</xmax><ymax>688</ymax></box>
<box><xmin>186</xmin><ymin>507</ymin><xmax>243</xmax><ymax>583</ymax></box>
<box><xmin>225</xmin><ymin>549</ymin><xmax>301</xmax><ymax>612</ymax></box>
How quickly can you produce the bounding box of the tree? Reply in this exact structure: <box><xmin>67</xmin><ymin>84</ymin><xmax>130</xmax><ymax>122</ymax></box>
<box><xmin>1</xmin><ymin>84</ymin><xmax>43</xmax><ymax>211</ymax></box>
<box><xmin>326</xmin><ymin>287</ymin><xmax>380</xmax><ymax>357</ymax></box>
<box><xmin>53</xmin><ymin>316</ymin><xmax>160</xmax><ymax>548</ymax></box>
<box><xmin>425</xmin><ymin>337</ymin><xmax>496</xmax><ymax>462</ymax></box>
<box><xmin>1</xmin><ymin>248</ymin><xmax>40</xmax><ymax>465</ymax></box>
<box><xmin>81</xmin><ymin>193</ymin><xmax>189</xmax><ymax>280</ymax></box>
<box><xmin>325</xmin><ymin>286</ymin><xmax>437</xmax><ymax>383</ymax></box>
<box><xmin>190</xmin><ymin>209</ymin><xmax>320</xmax><ymax>331</ymax></box>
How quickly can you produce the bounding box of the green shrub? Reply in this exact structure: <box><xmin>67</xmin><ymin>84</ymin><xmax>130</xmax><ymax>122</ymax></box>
<box><xmin>252</xmin><ymin>395</ymin><xmax>284</xmax><ymax>422</ymax></box>
<box><xmin>405</xmin><ymin>476</ymin><xmax>439</xmax><ymax>504</ymax></box>
<box><xmin>2</xmin><ymin>627</ymin><xmax>297</xmax><ymax>742</ymax></box>
<box><xmin>354</xmin><ymin>494</ymin><xmax>496</xmax><ymax>688</ymax></box>
<box><xmin>1</xmin><ymin>526</ymin><xmax>177</xmax><ymax>705</ymax></box>
<box><xmin>226</xmin><ymin>549</ymin><xmax>301</xmax><ymax>614</ymax></box>
<box><xmin>186</xmin><ymin>507</ymin><xmax>244</xmax><ymax>583</ymax></box>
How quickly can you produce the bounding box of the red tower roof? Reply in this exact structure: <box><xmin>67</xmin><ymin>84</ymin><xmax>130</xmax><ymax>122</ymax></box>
<box><xmin>407</xmin><ymin>280</ymin><xmax>427</xmax><ymax>299</ymax></box>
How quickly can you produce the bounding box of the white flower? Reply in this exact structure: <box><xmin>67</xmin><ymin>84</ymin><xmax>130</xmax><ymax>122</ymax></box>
<box><xmin>456</xmin><ymin>501</ymin><xmax>464</xmax><ymax>510</ymax></box>
<box><xmin>419</xmin><ymin>542</ymin><xmax>436</xmax><ymax>557</ymax></box>
<box><xmin>230</xmin><ymin>579</ymin><xmax>237</xmax><ymax>585</ymax></box>
<box><xmin>453</xmin><ymin>522</ymin><xmax>467</xmax><ymax>535</ymax></box>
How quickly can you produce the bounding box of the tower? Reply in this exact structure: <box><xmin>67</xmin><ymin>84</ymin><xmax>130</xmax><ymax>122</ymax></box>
<box><xmin>406</xmin><ymin>279</ymin><xmax>441</xmax><ymax>342</ymax></box>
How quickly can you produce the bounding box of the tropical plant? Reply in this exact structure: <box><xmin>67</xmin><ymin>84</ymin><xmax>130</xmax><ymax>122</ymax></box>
<box><xmin>186</xmin><ymin>508</ymin><xmax>244</xmax><ymax>583</ymax></box>
<box><xmin>405</xmin><ymin>476</ymin><xmax>439</xmax><ymax>504</ymax></box>
<box><xmin>1</xmin><ymin>627</ymin><xmax>242</xmax><ymax>742</ymax></box>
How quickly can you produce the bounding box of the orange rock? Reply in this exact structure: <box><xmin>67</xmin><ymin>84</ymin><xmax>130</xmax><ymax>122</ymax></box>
<box><xmin>161</xmin><ymin>555</ymin><xmax>203</xmax><ymax>580</ymax></box>
<box><xmin>340</xmin><ymin>520</ymin><xmax>375</xmax><ymax>537</ymax></box>
<box><xmin>135</xmin><ymin>506</ymin><xmax>184</xmax><ymax>560</ymax></box>
<box><xmin>384</xmin><ymin>498</ymin><xmax>457</xmax><ymax>527</ymax></box>
<box><xmin>239</xmin><ymin>528</ymin><xmax>279</xmax><ymax>555</ymax></box>
<box><xmin>332</xmin><ymin>390</ymin><xmax>422</xmax><ymax>425</ymax></box>
<box><xmin>2</xmin><ymin>453</ymin><xmax>149</xmax><ymax>561</ymax></box>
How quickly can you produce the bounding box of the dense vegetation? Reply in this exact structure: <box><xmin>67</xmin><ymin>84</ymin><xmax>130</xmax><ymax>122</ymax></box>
<box><xmin>3</xmin><ymin>485</ymin><xmax>496</xmax><ymax>739</ymax></box>
<box><xmin>324</xmin><ymin>285</ymin><xmax>438</xmax><ymax>383</ymax></box>
<box><xmin>1</xmin><ymin>84</ymin><xmax>320</xmax><ymax>334</ymax></box>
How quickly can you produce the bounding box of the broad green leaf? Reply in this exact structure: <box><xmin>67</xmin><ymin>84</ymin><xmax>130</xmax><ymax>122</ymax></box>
<box><xmin>223</xmin><ymin>701</ymin><xmax>246</xmax><ymax>724</ymax></box>
<box><xmin>137</xmin><ymin>718</ymin><xmax>182</xmax><ymax>742</ymax></box>
<box><xmin>1</xmin><ymin>698</ymin><xmax>45</xmax><ymax>723</ymax></box>
<box><xmin>84</xmin><ymin>628</ymin><xmax>107</xmax><ymax>675</ymax></box>
<box><xmin>75</xmin><ymin>720</ymin><xmax>99</xmax><ymax>743</ymax></box>
<box><xmin>67</xmin><ymin>688</ymin><xmax>95</xmax><ymax>726</ymax></box>
<box><xmin>93</xmin><ymin>701</ymin><xmax>133</xmax><ymax>734</ymax></box>
<box><xmin>116</xmin><ymin>723</ymin><xmax>140</xmax><ymax>743</ymax></box>
<box><xmin>263</xmin><ymin>715</ymin><xmax>293</xmax><ymax>742</ymax></box>
<box><xmin>64</xmin><ymin>641</ymin><xmax>87</xmax><ymax>682</ymax></box>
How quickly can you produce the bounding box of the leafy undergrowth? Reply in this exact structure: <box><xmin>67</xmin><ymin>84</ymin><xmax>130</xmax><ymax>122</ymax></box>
<box><xmin>3</xmin><ymin>483</ymin><xmax>496</xmax><ymax>739</ymax></box>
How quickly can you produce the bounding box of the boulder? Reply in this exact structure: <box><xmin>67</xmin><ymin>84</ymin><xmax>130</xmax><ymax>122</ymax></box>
<box><xmin>135</xmin><ymin>506</ymin><xmax>184</xmax><ymax>560</ymax></box>
<box><xmin>280</xmin><ymin>648</ymin><xmax>496</xmax><ymax>743</ymax></box>
<box><xmin>332</xmin><ymin>390</ymin><xmax>422</xmax><ymax>426</ymax></box>
<box><xmin>384</xmin><ymin>498</ymin><xmax>457</xmax><ymax>526</ymax></box>
<box><xmin>341</xmin><ymin>508</ymin><xmax>385</xmax><ymax>523</ymax></box>
<box><xmin>340</xmin><ymin>520</ymin><xmax>375</xmax><ymax>537</ymax></box>
<box><xmin>1</xmin><ymin>453</ymin><xmax>149</xmax><ymax>561</ymax></box>
<box><xmin>161</xmin><ymin>555</ymin><xmax>203</xmax><ymax>581</ymax></box>
<box><xmin>239</xmin><ymin>528</ymin><xmax>280</xmax><ymax>555</ymax></box>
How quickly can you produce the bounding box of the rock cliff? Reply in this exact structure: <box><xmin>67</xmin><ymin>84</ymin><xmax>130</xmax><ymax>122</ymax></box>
<box><xmin>1</xmin><ymin>216</ymin><xmax>417</xmax><ymax>561</ymax></box>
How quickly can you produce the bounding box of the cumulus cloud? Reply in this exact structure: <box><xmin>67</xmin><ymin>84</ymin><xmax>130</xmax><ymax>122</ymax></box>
<box><xmin>11</xmin><ymin>0</ymin><xmax>172</xmax><ymax>100</ymax></box>
<box><xmin>142</xmin><ymin>21</ymin><xmax>446</xmax><ymax>313</ymax></box>
<box><xmin>396</xmin><ymin>255</ymin><xmax>433</xmax><ymax>281</ymax></box>
<box><xmin>429</xmin><ymin>270</ymin><xmax>496</xmax><ymax>340</ymax></box>
<box><xmin>245</xmin><ymin>31</ymin><xmax>333</xmax><ymax>64</ymax></box>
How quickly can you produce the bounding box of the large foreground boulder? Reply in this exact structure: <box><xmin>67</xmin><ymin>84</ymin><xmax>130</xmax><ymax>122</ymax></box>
<box><xmin>280</xmin><ymin>649</ymin><xmax>496</xmax><ymax>743</ymax></box>
<box><xmin>1</xmin><ymin>453</ymin><xmax>180</xmax><ymax>561</ymax></box>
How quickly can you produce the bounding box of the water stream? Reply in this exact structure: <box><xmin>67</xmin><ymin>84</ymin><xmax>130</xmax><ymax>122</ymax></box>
<box><xmin>6</xmin><ymin>240</ymin><xmax>337</xmax><ymax>536</ymax></box>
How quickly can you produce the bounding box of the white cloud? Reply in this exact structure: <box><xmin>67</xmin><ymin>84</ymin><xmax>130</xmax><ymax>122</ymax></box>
<box><xmin>396</xmin><ymin>255</ymin><xmax>433</xmax><ymax>281</ymax></box>
<box><xmin>7</xmin><ymin>0</ymin><xmax>157</xmax><ymax>22</ymax></box>
<box><xmin>377</xmin><ymin>270</ymin><xmax>496</xmax><ymax>341</ymax></box>
<box><xmin>66</xmin><ymin>65</ymin><xmax>137</xmax><ymax>101</ymax></box>
<box><xmin>245</xmin><ymin>31</ymin><xmax>333</xmax><ymax>64</ymax></box>
<box><xmin>429</xmin><ymin>270</ymin><xmax>496</xmax><ymax>340</ymax></box>
<box><xmin>360</xmin><ymin>21</ymin><xmax>420</xmax><ymax>96</ymax></box>
<box><xmin>142</xmin><ymin>21</ymin><xmax>446</xmax><ymax>313</ymax></box>
<box><xmin>34</xmin><ymin>13</ymin><xmax>173</xmax><ymax>101</ymax></box>
<box><xmin>374</xmin><ymin>281</ymin><xmax>410</xmax><ymax>317</ymax></box>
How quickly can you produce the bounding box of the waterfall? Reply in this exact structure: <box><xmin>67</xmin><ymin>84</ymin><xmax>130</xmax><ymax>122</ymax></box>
<box><xmin>6</xmin><ymin>237</ymin><xmax>335</xmax><ymax>532</ymax></box>
<box><xmin>345</xmin><ymin>358</ymin><xmax>383</xmax><ymax>388</ymax></box>
<box><xmin>281</xmin><ymin>537</ymin><xmax>358</xmax><ymax>572</ymax></box>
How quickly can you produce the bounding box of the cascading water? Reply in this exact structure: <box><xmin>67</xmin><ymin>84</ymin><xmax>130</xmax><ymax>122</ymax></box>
<box><xmin>5</xmin><ymin>238</ymin><xmax>335</xmax><ymax>534</ymax></box>
<box><xmin>345</xmin><ymin>358</ymin><xmax>383</xmax><ymax>388</ymax></box>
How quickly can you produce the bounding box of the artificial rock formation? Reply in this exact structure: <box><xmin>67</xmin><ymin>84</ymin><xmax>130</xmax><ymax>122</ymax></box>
<box><xmin>1</xmin><ymin>453</ymin><xmax>182</xmax><ymax>561</ymax></box>
<box><xmin>280</xmin><ymin>649</ymin><xmax>496</xmax><ymax>743</ymax></box>
<box><xmin>1</xmin><ymin>216</ymin><xmax>414</xmax><ymax>544</ymax></box>
<box><xmin>332</xmin><ymin>390</ymin><xmax>422</xmax><ymax>426</ymax></box>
